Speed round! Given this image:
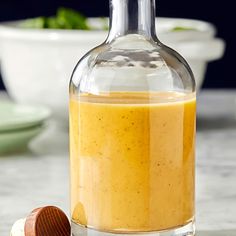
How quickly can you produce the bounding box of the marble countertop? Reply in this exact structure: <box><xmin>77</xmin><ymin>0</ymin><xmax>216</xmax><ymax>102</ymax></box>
<box><xmin>0</xmin><ymin>90</ymin><xmax>236</xmax><ymax>236</ymax></box>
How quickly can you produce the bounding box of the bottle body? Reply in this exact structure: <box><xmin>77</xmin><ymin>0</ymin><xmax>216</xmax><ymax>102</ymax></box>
<box><xmin>69</xmin><ymin>0</ymin><xmax>196</xmax><ymax>235</ymax></box>
<box><xmin>70</xmin><ymin>92</ymin><xmax>195</xmax><ymax>233</ymax></box>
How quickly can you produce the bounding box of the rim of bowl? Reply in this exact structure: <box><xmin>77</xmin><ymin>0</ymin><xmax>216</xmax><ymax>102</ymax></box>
<box><xmin>0</xmin><ymin>17</ymin><xmax>216</xmax><ymax>43</ymax></box>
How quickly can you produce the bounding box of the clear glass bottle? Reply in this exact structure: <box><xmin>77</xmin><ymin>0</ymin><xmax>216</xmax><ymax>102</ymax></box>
<box><xmin>69</xmin><ymin>0</ymin><xmax>196</xmax><ymax>235</ymax></box>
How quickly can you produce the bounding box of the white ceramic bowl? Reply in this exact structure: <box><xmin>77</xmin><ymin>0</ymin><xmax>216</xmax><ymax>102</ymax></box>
<box><xmin>0</xmin><ymin>18</ymin><xmax>225</xmax><ymax>122</ymax></box>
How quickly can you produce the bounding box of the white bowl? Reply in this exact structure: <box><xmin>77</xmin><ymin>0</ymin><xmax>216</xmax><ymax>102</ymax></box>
<box><xmin>0</xmin><ymin>18</ymin><xmax>225</xmax><ymax>122</ymax></box>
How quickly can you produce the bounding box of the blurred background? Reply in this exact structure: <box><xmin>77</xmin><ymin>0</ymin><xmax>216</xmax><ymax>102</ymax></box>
<box><xmin>0</xmin><ymin>0</ymin><xmax>233</xmax><ymax>89</ymax></box>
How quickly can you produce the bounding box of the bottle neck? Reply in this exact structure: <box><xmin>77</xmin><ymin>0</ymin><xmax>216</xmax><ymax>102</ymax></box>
<box><xmin>107</xmin><ymin>0</ymin><xmax>157</xmax><ymax>41</ymax></box>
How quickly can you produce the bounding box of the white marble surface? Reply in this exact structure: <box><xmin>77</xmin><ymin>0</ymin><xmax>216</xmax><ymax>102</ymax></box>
<box><xmin>0</xmin><ymin>90</ymin><xmax>236</xmax><ymax>236</ymax></box>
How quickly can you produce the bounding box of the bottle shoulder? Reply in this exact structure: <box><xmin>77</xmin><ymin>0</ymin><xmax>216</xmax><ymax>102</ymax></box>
<box><xmin>70</xmin><ymin>34</ymin><xmax>195</xmax><ymax>94</ymax></box>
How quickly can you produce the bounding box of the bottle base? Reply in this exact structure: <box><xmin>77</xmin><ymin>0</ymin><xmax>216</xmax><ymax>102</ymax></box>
<box><xmin>71</xmin><ymin>220</ymin><xmax>195</xmax><ymax>236</ymax></box>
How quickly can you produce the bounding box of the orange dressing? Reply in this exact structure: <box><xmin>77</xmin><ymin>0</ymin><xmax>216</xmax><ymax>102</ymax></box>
<box><xmin>70</xmin><ymin>92</ymin><xmax>196</xmax><ymax>232</ymax></box>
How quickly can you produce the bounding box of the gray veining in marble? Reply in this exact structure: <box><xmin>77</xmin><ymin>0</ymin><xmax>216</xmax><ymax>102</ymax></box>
<box><xmin>0</xmin><ymin>90</ymin><xmax>236</xmax><ymax>235</ymax></box>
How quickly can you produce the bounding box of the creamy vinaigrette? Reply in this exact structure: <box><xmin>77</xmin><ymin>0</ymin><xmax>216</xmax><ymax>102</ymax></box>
<box><xmin>69</xmin><ymin>92</ymin><xmax>196</xmax><ymax>233</ymax></box>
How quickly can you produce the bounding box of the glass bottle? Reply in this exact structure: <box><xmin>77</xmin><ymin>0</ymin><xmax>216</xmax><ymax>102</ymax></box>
<box><xmin>69</xmin><ymin>0</ymin><xmax>196</xmax><ymax>235</ymax></box>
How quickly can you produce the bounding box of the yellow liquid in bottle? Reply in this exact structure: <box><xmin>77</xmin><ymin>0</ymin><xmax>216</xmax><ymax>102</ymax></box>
<box><xmin>69</xmin><ymin>92</ymin><xmax>196</xmax><ymax>233</ymax></box>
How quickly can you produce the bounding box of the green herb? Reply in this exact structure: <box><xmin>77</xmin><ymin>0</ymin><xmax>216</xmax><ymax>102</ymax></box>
<box><xmin>21</xmin><ymin>8</ymin><xmax>90</xmax><ymax>30</ymax></box>
<box><xmin>21</xmin><ymin>17</ymin><xmax>47</xmax><ymax>29</ymax></box>
<box><xmin>55</xmin><ymin>7</ymin><xmax>89</xmax><ymax>30</ymax></box>
<box><xmin>171</xmin><ymin>26</ymin><xmax>197</xmax><ymax>32</ymax></box>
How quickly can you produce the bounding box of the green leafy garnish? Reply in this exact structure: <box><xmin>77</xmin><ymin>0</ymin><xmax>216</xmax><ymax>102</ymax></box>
<box><xmin>21</xmin><ymin>8</ymin><xmax>90</xmax><ymax>30</ymax></box>
<box><xmin>55</xmin><ymin>7</ymin><xmax>89</xmax><ymax>30</ymax></box>
<box><xmin>21</xmin><ymin>17</ymin><xmax>47</xmax><ymax>28</ymax></box>
<box><xmin>171</xmin><ymin>26</ymin><xmax>197</xmax><ymax>32</ymax></box>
